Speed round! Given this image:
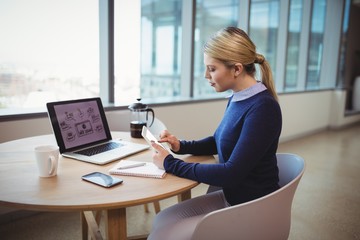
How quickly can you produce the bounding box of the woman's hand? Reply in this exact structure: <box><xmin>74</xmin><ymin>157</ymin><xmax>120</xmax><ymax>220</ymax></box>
<box><xmin>151</xmin><ymin>141</ymin><xmax>170</xmax><ymax>170</ymax></box>
<box><xmin>158</xmin><ymin>130</ymin><xmax>180</xmax><ymax>152</ymax></box>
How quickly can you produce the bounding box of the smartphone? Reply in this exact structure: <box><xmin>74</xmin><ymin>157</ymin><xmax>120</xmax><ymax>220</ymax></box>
<box><xmin>141</xmin><ymin>126</ymin><xmax>166</xmax><ymax>150</ymax></box>
<box><xmin>81</xmin><ymin>172</ymin><xmax>123</xmax><ymax>188</ymax></box>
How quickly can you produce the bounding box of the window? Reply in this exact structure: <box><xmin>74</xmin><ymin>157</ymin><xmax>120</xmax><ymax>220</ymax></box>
<box><xmin>0</xmin><ymin>0</ymin><xmax>349</xmax><ymax>117</ymax></box>
<box><xmin>139</xmin><ymin>0</ymin><xmax>182</xmax><ymax>99</ymax></box>
<box><xmin>306</xmin><ymin>0</ymin><xmax>326</xmax><ymax>89</ymax></box>
<box><xmin>114</xmin><ymin>0</ymin><xmax>141</xmax><ymax>105</ymax></box>
<box><xmin>0</xmin><ymin>0</ymin><xmax>99</xmax><ymax>112</ymax></box>
<box><xmin>337</xmin><ymin>0</ymin><xmax>351</xmax><ymax>88</ymax></box>
<box><xmin>193</xmin><ymin>0</ymin><xmax>239</xmax><ymax>98</ymax></box>
<box><xmin>249</xmin><ymin>0</ymin><xmax>280</xmax><ymax>80</ymax></box>
<box><xmin>284</xmin><ymin>0</ymin><xmax>303</xmax><ymax>91</ymax></box>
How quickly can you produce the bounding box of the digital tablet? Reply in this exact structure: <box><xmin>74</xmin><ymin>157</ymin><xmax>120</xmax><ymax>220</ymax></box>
<box><xmin>82</xmin><ymin>172</ymin><xmax>123</xmax><ymax>188</ymax></box>
<box><xmin>141</xmin><ymin>126</ymin><xmax>166</xmax><ymax>150</ymax></box>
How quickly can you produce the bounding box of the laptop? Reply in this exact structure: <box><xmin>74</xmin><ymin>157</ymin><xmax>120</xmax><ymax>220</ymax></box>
<box><xmin>46</xmin><ymin>97</ymin><xmax>149</xmax><ymax>165</ymax></box>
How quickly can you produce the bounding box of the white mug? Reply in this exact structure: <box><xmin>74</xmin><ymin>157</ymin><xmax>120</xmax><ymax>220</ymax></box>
<box><xmin>34</xmin><ymin>145</ymin><xmax>59</xmax><ymax>177</ymax></box>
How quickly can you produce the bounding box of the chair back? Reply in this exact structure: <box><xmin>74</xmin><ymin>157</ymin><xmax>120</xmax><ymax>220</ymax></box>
<box><xmin>191</xmin><ymin>153</ymin><xmax>305</xmax><ymax>240</ymax></box>
<box><xmin>277</xmin><ymin>153</ymin><xmax>305</xmax><ymax>187</ymax></box>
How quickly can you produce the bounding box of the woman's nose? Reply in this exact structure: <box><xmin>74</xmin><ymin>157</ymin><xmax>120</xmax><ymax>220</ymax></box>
<box><xmin>204</xmin><ymin>69</ymin><xmax>210</xmax><ymax>79</ymax></box>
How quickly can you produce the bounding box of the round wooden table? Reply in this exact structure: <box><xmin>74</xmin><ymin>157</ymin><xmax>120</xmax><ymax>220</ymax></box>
<box><xmin>0</xmin><ymin>132</ymin><xmax>214</xmax><ymax>240</ymax></box>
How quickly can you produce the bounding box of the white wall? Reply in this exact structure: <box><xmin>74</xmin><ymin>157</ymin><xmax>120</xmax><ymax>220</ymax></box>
<box><xmin>280</xmin><ymin>91</ymin><xmax>333</xmax><ymax>141</ymax></box>
<box><xmin>1</xmin><ymin>90</ymin><xmax>359</xmax><ymax>143</ymax></box>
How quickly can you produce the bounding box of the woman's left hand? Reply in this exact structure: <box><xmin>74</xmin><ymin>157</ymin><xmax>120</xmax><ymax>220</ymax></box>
<box><xmin>151</xmin><ymin>141</ymin><xmax>170</xmax><ymax>170</ymax></box>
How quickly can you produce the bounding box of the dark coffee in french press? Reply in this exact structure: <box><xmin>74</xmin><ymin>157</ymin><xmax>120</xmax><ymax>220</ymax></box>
<box><xmin>128</xmin><ymin>99</ymin><xmax>155</xmax><ymax>138</ymax></box>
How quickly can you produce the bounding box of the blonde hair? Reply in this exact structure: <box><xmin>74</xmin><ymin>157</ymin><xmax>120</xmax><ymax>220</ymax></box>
<box><xmin>203</xmin><ymin>27</ymin><xmax>278</xmax><ymax>101</ymax></box>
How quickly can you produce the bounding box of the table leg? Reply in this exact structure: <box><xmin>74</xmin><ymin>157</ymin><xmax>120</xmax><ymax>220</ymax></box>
<box><xmin>153</xmin><ymin>201</ymin><xmax>161</xmax><ymax>213</ymax></box>
<box><xmin>178</xmin><ymin>189</ymin><xmax>192</xmax><ymax>202</ymax></box>
<box><xmin>83</xmin><ymin>211</ymin><xmax>103</xmax><ymax>240</ymax></box>
<box><xmin>104</xmin><ymin>208</ymin><xmax>127</xmax><ymax>240</ymax></box>
<box><xmin>80</xmin><ymin>212</ymin><xmax>88</xmax><ymax>240</ymax></box>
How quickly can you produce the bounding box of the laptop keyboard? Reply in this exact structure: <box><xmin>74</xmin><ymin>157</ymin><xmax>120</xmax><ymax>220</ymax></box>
<box><xmin>75</xmin><ymin>142</ymin><xmax>123</xmax><ymax>156</ymax></box>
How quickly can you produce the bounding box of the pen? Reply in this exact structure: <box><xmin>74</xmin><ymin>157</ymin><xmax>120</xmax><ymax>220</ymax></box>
<box><xmin>118</xmin><ymin>162</ymin><xmax>146</xmax><ymax>169</ymax></box>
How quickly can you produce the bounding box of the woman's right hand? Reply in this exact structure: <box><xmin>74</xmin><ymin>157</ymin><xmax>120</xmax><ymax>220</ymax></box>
<box><xmin>158</xmin><ymin>130</ymin><xmax>180</xmax><ymax>152</ymax></box>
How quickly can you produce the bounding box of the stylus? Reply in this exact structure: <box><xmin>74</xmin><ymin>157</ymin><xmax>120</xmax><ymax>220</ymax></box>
<box><xmin>118</xmin><ymin>162</ymin><xmax>146</xmax><ymax>169</ymax></box>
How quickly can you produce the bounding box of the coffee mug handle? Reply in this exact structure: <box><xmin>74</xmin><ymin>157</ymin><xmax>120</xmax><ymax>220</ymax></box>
<box><xmin>146</xmin><ymin>108</ymin><xmax>155</xmax><ymax>127</ymax></box>
<box><xmin>48</xmin><ymin>155</ymin><xmax>56</xmax><ymax>175</ymax></box>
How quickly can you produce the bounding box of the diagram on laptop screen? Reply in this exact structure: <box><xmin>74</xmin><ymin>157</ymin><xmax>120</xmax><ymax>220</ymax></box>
<box><xmin>54</xmin><ymin>100</ymin><xmax>107</xmax><ymax>149</ymax></box>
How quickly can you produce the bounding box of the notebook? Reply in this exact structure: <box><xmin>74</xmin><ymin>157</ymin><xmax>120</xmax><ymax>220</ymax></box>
<box><xmin>109</xmin><ymin>160</ymin><xmax>166</xmax><ymax>179</ymax></box>
<box><xmin>46</xmin><ymin>97</ymin><xmax>149</xmax><ymax>165</ymax></box>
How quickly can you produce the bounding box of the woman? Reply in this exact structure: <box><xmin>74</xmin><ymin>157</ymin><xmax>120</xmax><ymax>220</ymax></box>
<box><xmin>148</xmin><ymin>26</ymin><xmax>282</xmax><ymax>240</ymax></box>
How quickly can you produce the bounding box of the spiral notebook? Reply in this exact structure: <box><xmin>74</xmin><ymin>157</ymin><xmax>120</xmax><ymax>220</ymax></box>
<box><xmin>109</xmin><ymin>160</ymin><xmax>166</xmax><ymax>179</ymax></box>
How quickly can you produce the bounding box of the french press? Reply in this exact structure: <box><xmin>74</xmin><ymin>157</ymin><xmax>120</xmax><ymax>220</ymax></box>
<box><xmin>128</xmin><ymin>98</ymin><xmax>155</xmax><ymax>138</ymax></box>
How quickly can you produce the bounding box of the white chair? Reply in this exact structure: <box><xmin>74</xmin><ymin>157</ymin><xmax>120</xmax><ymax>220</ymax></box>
<box><xmin>190</xmin><ymin>153</ymin><xmax>305</xmax><ymax>240</ymax></box>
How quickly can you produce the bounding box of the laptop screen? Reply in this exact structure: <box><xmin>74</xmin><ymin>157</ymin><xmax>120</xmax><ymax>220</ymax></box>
<box><xmin>47</xmin><ymin>98</ymin><xmax>112</xmax><ymax>153</ymax></box>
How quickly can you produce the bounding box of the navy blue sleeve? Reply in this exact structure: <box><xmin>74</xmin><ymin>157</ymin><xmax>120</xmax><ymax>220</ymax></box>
<box><xmin>175</xmin><ymin>136</ymin><xmax>218</xmax><ymax>155</ymax></box>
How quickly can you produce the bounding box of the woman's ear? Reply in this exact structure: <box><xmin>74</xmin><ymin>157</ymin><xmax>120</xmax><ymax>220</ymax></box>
<box><xmin>234</xmin><ymin>63</ymin><xmax>243</xmax><ymax>77</ymax></box>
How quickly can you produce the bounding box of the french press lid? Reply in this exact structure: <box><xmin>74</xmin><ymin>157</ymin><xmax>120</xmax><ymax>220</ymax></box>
<box><xmin>128</xmin><ymin>98</ymin><xmax>148</xmax><ymax>111</ymax></box>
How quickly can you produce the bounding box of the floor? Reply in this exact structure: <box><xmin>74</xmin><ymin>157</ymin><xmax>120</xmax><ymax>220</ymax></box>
<box><xmin>0</xmin><ymin>123</ymin><xmax>359</xmax><ymax>240</ymax></box>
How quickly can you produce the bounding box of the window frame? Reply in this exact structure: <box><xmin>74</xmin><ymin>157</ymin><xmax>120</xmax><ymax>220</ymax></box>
<box><xmin>0</xmin><ymin>0</ymin><xmax>348</xmax><ymax>120</ymax></box>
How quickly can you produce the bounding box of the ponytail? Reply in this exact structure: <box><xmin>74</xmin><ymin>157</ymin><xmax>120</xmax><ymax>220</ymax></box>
<box><xmin>256</xmin><ymin>54</ymin><xmax>278</xmax><ymax>102</ymax></box>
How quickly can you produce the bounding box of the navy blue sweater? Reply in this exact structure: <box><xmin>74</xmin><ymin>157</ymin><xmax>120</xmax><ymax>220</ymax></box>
<box><xmin>164</xmin><ymin>90</ymin><xmax>282</xmax><ymax>205</ymax></box>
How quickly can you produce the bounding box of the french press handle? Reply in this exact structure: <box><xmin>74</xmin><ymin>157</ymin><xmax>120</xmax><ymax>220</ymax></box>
<box><xmin>146</xmin><ymin>108</ymin><xmax>155</xmax><ymax>127</ymax></box>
